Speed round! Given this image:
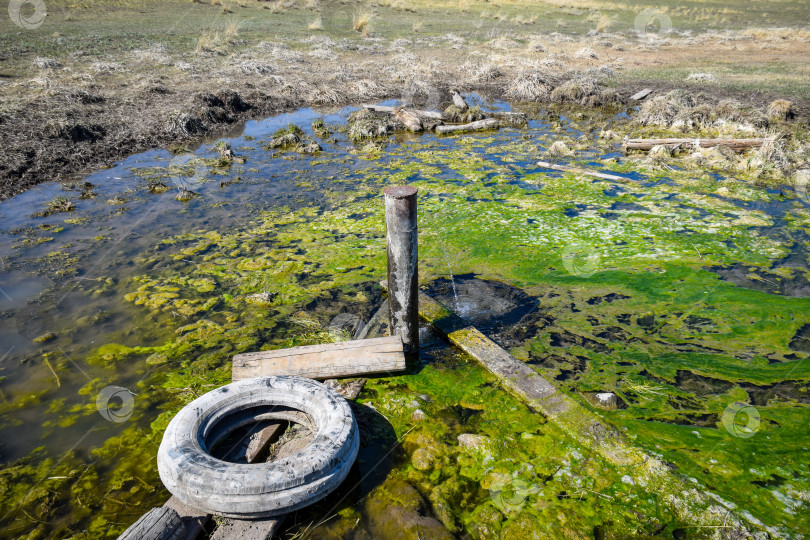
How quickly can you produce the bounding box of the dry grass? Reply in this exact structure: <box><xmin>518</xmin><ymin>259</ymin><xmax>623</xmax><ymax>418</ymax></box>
<box><xmin>308</xmin><ymin>17</ymin><xmax>324</xmax><ymax>30</ymax></box>
<box><xmin>596</xmin><ymin>13</ymin><xmax>616</xmax><ymax>32</ymax></box>
<box><xmin>352</xmin><ymin>11</ymin><xmax>374</xmax><ymax>36</ymax></box>
<box><xmin>223</xmin><ymin>18</ymin><xmax>241</xmax><ymax>42</ymax></box>
<box><xmin>506</xmin><ymin>69</ymin><xmax>560</xmax><ymax>102</ymax></box>
<box><xmin>767</xmin><ymin>99</ymin><xmax>795</xmax><ymax>121</ymax></box>
<box><xmin>196</xmin><ymin>31</ymin><xmax>221</xmax><ymax>53</ymax></box>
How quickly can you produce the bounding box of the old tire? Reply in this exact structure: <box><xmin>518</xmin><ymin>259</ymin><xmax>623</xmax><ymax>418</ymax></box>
<box><xmin>157</xmin><ymin>376</ymin><xmax>359</xmax><ymax>518</ymax></box>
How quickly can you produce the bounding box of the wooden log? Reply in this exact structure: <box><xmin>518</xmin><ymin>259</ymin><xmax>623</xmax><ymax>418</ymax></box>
<box><xmin>630</xmin><ymin>88</ymin><xmax>653</xmax><ymax>101</ymax></box>
<box><xmin>231</xmin><ymin>336</ymin><xmax>406</xmax><ymax>381</ymax></box>
<box><xmin>362</xmin><ymin>104</ymin><xmax>443</xmax><ymax>120</ymax></box>
<box><xmin>435</xmin><ymin>118</ymin><xmax>499</xmax><ymax>134</ymax></box>
<box><xmin>624</xmin><ymin>138</ymin><xmax>767</xmax><ymax>151</ymax></box>
<box><xmin>487</xmin><ymin>110</ymin><xmax>528</xmax><ymax>126</ymax></box>
<box><xmin>384</xmin><ymin>186</ymin><xmax>419</xmax><ymax>353</ymax></box>
<box><xmin>536</xmin><ymin>161</ymin><xmax>631</xmax><ymax>183</ymax></box>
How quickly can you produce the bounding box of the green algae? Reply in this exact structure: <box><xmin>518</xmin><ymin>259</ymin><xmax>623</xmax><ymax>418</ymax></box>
<box><xmin>3</xmin><ymin>106</ymin><xmax>810</xmax><ymax>538</ymax></box>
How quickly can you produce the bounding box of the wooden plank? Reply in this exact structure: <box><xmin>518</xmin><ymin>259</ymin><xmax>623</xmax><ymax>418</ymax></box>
<box><xmin>245</xmin><ymin>422</ymin><xmax>286</xmax><ymax>463</ymax></box>
<box><xmin>536</xmin><ymin>161</ymin><xmax>630</xmax><ymax>183</ymax></box>
<box><xmin>624</xmin><ymin>138</ymin><xmax>767</xmax><ymax>151</ymax></box>
<box><xmin>356</xmin><ymin>298</ymin><xmax>389</xmax><ymax>340</ymax></box>
<box><xmin>323</xmin><ymin>378</ymin><xmax>367</xmax><ymax>400</ymax></box>
<box><xmin>118</xmin><ymin>506</ymin><xmax>185</xmax><ymax>540</ymax></box>
<box><xmin>209</xmin><ymin>516</ymin><xmax>285</xmax><ymax>540</ymax></box>
<box><xmin>435</xmin><ymin>118</ymin><xmax>499</xmax><ymax>134</ymax></box>
<box><xmin>488</xmin><ymin>110</ymin><xmax>528</xmax><ymax>126</ymax></box>
<box><xmin>362</xmin><ymin>104</ymin><xmax>443</xmax><ymax>120</ymax></box>
<box><xmin>232</xmin><ymin>336</ymin><xmax>406</xmax><ymax>381</ymax></box>
<box><xmin>380</xmin><ymin>282</ymin><xmax>759</xmax><ymax>533</ymax></box>
<box><xmin>163</xmin><ymin>496</ymin><xmax>210</xmax><ymax>540</ymax></box>
<box><xmin>630</xmin><ymin>88</ymin><xmax>653</xmax><ymax>101</ymax></box>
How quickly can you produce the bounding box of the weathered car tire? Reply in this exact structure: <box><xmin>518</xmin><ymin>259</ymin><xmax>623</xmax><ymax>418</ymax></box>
<box><xmin>157</xmin><ymin>376</ymin><xmax>359</xmax><ymax>518</ymax></box>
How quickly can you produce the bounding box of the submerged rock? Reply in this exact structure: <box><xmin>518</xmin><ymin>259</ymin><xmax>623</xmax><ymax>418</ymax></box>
<box><xmin>348</xmin><ymin>109</ymin><xmax>395</xmax><ymax>142</ymax></box>
<box><xmin>296</xmin><ymin>140</ymin><xmax>322</xmax><ymax>154</ymax></box>
<box><xmin>175</xmin><ymin>188</ymin><xmax>198</xmax><ymax>202</ymax></box>
<box><xmin>364</xmin><ymin>477</ymin><xmax>454</xmax><ymax>540</ymax></box>
<box><xmin>266</xmin><ymin>132</ymin><xmax>300</xmax><ymax>149</ymax></box>
<box><xmin>594</xmin><ymin>392</ymin><xmax>618</xmax><ymax>409</ymax></box>
<box><xmin>457</xmin><ymin>433</ymin><xmax>490</xmax><ymax>450</ymax></box>
<box><xmin>403</xmin><ymin>431</ymin><xmax>447</xmax><ymax>472</ymax></box>
<box><xmin>246</xmin><ymin>292</ymin><xmax>277</xmax><ymax>305</ymax></box>
<box><xmin>443</xmin><ymin>104</ymin><xmax>485</xmax><ymax>124</ymax></box>
<box><xmin>547</xmin><ymin>140</ymin><xmax>573</xmax><ymax>156</ymax></box>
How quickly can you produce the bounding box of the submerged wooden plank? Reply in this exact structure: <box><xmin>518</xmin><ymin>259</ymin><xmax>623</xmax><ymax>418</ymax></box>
<box><xmin>536</xmin><ymin>160</ymin><xmax>630</xmax><ymax>183</ymax></box>
<box><xmin>400</xmin><ymin>288</ymin><xmax>762</xmax><ymax>534</ymax></box>
<box><xmin>232</xmin><ymin>336</ymin><xmax>406</xmax><ymax>381</ymax></box>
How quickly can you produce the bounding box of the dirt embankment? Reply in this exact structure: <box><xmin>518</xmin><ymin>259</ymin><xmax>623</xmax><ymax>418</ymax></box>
<box><xmin>1</xmin><ymin>39</ymin><xmax>808</xmax><ymax>201</ymax></box>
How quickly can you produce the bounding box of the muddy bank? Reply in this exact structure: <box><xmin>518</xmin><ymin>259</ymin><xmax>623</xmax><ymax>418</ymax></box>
<box><xmin>2</xmin><ymin>48</ymin><xmax>808</xmax><ymax>201</ymax></box>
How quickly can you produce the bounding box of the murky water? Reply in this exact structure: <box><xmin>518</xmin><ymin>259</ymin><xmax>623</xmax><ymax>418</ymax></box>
<box><xmin>1</xmin><ymin>99</ymin><xmax>809</xmax><ymax>538</ymax></box>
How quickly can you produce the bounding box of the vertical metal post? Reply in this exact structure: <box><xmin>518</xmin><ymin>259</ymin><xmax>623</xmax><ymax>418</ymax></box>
<box><xmin>384</xmin><ymin>186</ymin><xmax>419</xmax><ymax>353</ymax></box>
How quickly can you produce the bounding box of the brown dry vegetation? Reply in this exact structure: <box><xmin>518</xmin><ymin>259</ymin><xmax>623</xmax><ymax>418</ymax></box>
<box><xmin>0</xmin><ymin>0</ymin><xmax>809</xmax><ymax>199</ymax></box>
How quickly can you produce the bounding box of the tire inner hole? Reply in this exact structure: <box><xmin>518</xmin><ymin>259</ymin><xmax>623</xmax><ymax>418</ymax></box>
<box><xmin>206</xmin><ymin>405</ymin><xmax>315</xmax><ymax>464</ymax></box>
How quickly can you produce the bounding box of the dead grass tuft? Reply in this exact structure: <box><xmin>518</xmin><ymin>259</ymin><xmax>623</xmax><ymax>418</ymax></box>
<box><xmin>353</xmin><ymin>11</ymin><xmax>374</xmax><ymax>36</ymax></box>
<box><xmin>766</xmin><ymin>99</ymin><xmax>795</xmax><ymax>122</ymax></box>
<box><xmin>505</xmin><ymin>69</ymin><xmax>560</xmax><ymax>102</ymax></box>
<box><xmin>636</xmin><ymin>89</ymin><xmax>695</xmax><ymax>127</ymax></box>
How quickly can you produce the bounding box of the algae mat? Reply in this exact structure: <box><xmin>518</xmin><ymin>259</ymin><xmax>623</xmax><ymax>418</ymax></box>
<box><xmin>0</xmin><ymin>103</ymin><xmax>808</xmax><ymax>538</ymax></box>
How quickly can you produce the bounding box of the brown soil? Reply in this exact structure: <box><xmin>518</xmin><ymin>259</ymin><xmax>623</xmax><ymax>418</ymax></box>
<box><xmin>1</xmin><ymin>39</ymin><xmax>808</xmax><ymax>201</ymax></box>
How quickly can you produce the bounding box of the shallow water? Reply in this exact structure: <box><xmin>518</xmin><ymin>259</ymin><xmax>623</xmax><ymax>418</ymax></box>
<box><xmin>1</xmin><ymin>100</ymin><xmax>809</xmax><ymax>538</ymax></box>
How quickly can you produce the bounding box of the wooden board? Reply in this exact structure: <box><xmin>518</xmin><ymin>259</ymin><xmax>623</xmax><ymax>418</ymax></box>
<box><xmin>232</xmin><ymin>336</ymin><xmax>405</xmax><ymax>381</ymax></box>
<box><xmin>435</xmin><ymin>118</ymin><xmax>499</xmax><ymax>134</ymax></box>
<box><xmin>209</xmin><ymin>516</ymin><xmax>285</xmax><ymax>540</ymax></box>
<box><xmin>118</xmin><ymin>506</ymin><xmax>185</xmax><ymax>540</ymax></box>
<box><xmin>536</xmin><ymin>161</ymin><xmax>630</xmax><ymax>183</ymax></box>
<box><xmin>624</xmin><ymin>138</ymin><xmax>766</xmax><ymax>151</ymax></box>
<box><xmin>392</xmin><ymin>286</ymin><xmax>756</xmax><ymax>533</ymax></box>
<box><xmin>163</xmin><ymin>497</ymin><xmax>210</xmax><ymax>540</ymax></box>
